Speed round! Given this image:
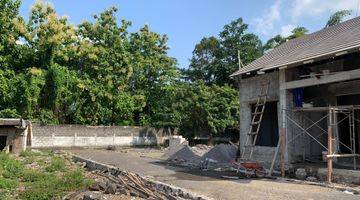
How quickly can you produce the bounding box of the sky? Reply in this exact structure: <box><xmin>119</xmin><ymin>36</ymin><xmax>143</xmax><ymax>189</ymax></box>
<box><xmin>19</xmin><ymin>0</ymin><xmax>360</xmax><ymax>68</ymax></box>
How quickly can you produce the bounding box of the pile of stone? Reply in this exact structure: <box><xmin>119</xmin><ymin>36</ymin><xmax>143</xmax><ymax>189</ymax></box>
<box><xmin>201</xmin><ymin>144</ymin><xmax>237</xmax><ymax>163</ymax></box>
<box><xmin>163</xmin><ymin>141</ymin><xmax>238</xmax><ymax>169</ymax></box>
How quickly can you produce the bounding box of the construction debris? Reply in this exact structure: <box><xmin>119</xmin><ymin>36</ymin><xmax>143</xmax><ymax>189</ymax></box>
<box><xmin>295</xmin><ymin>168</ymin><xmax>307</xmax><ymax>180</ymax></box>
<box><xmin>66</xmin><ymin>169</ymin><xmax>204</xmax><ymax>200</ymax></box>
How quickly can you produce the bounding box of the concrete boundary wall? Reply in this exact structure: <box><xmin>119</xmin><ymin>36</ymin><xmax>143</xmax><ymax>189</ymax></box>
<box><xmin>32</xmin><ymin>124</ymin><xmax>173</xmax><ymax>148</ymax></box>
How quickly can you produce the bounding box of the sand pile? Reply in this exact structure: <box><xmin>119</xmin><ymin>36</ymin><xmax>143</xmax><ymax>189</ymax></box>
<box><xmin>201</xmin><ymin>144</ymin><xmax>237</xmax><ymax>163</ymax></box>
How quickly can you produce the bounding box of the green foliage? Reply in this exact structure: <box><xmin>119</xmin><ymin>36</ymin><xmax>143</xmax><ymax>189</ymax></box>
<box><xmin>326</xmin><ymin>10</ymin><xmax>352</xmax><ymax>28</ymax></box>
<box><xmin>0</xmin><ymin>151</ymin><xmax>91</xmax><ymax>200</ymax></box>
<box><xmin>0</xmin><ymin>0</ymin><xmax>242</xmax><ymax>138</ymax></box>
<box><xmin>45</xmin><ymin>156</ymin><xmax>66</xmax><ymax>172</ymax></box>
<box><xmin>0</xmin><ymin>108</ymin><xmax>20</xmax><ymax>118</ymax></box>
<box><xmin>0</xmin><ymin>153</ymin><xmax>24</xmax><ymax>179</ymax></box>
<box><xmin>0</xmin><ymin>177</ymin><xmax>18</xmax><ymax>189</ymax></box>
<box><xmin>176</xmin><ymin>82</ymin><xmax>239</xmax><ymax>139</ymax></box>
<box><xmin>187</xmin><ymin>18</ymin><xmax>262</xmax><ymax>86</ymax></box>
<box><xmin>263</xmin><ymin>27</ymin><xmax>308</xmax><ymax>51</ymax></box>
<box><xmin>37</xmin><ymin>109</ymin><xmax>58</xmax><ymax>125</ymax></box>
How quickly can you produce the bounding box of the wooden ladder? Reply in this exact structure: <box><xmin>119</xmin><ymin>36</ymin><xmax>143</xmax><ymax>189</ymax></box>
<box><xmin>241</xmin><ymin>81</ymin><xmax>270</xmax><ymax>160</ymax></box>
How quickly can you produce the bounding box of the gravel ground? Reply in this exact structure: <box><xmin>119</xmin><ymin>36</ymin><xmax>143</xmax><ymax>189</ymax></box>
<box><xmin>69</xmin><ymin>148</ymin><xmax>360</xmax><ymax>200</ymax></box>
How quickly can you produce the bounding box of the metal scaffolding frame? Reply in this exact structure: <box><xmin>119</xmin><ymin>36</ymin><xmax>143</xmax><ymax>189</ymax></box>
<box><xmin>283</xmin><ymin>105</ymin><xmax>360</xmax><ymax>183</ymax></box>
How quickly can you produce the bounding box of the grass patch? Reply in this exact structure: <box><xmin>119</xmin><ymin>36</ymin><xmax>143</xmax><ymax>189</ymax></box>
<box><xmin>45</xmin><ymin>156</ymin><xmax>67</xmax><ymax>172</ymax></box>
<box><xmin>0</xmin><ymin>151</ymin><xmax>92</xmax><ymax>200</ymax></box>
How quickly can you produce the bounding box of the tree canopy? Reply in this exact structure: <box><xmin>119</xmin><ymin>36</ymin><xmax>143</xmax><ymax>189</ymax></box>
<box><xmin>326</xmin><ymin>10</ymin><xmax>352</xmax><ymax>28</ymax></box>
<box><xmin>0</xmin><ymin>0</ymin><xmax>353</xmax><ymax>140</ymax></box>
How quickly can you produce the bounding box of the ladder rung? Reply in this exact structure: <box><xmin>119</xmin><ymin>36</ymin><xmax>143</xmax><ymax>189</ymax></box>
<box><xmin>256</xmin><ymin>103</ymin><xmax>264</xmax><ymax>106</ymax></box>
<box><xmin>251</xmin><ymin>121</ymin><xmax>260</xmax><ymax>125</ymax></box>
<box><xmin>245</xmin><ymin>144</ymin><xmax>255</xmax><ymax>147</ymax></box>
<box><xmin>247</xmin><ymin>132</ymin><xmax>258</xmax><ymax>135</ymax></box>
<box><xmin>251</xmin><ymin>111</ymin><xmax>263</xmax><ymax>115</ymax></box>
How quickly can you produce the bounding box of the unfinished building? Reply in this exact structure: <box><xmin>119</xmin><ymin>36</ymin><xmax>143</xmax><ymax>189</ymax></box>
<box><xmin>0</xmin><ymin>118</ymin><xmax>32</xmax><ymax>154</ymax></box>
<box><xmin>231</xmin><ymin>17</ymin><xmax>360</xmax><ymax>181</ymax></box>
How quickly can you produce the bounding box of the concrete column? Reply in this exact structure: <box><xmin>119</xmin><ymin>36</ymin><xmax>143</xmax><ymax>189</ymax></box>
<box><xmin>237</xmin><ymin>76</ymin><xmax>242</xmax><ymax>158</ymax></box>
<box><xmin>279</xmin><ymin>69</ymin><xmax>290</xmax><ymax>165</ymax></box>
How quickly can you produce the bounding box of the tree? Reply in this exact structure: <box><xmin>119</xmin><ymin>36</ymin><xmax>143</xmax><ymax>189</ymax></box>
<box><xmin>326</xmin><ymin>10</ymin><xmax>352</xmax><ymax>28</ymax></box>
<box><xmin>187</xmin><ymin>18</ymin><xmax>262</xmax><ymax>86</ymax></box>
<box><xmin>176</xmin><ymin>81</ymin><xmax>239</xmax><ymax>141</ymax></box>
<box><xmin>186</xmin><ymin>37</ymin><xmax>221</xmax><ymax>84</ymax></box>
<box><xmin>0</xmin><ymin>0</ymin><xmax>22</xmax><ymax>69</ymax></box>
<box><xmin>128</xmin><ymin>25</ymin><xmax>179</xmax><ymax>126</ymax></box>
<box><xmin>263</xmin><ymin>26</ymin><xmax>308</xmax><ymax>51</ymax></box>
<box><xmin>287</xmin><ymin>27</ymin><xmax>308</xmax><ymax>39</ymax></box>
<box><xmin>24</xmin><ymin>1</ymin><xmax>77</xmax><ymax>69</ymax></box>
<box><xmin>263</xmin><ymin>34</ymin><xmax>286</xmax><ymax>52</ymax></box>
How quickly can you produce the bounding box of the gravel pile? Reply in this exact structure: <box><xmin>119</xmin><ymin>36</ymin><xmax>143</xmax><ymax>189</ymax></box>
<box><xmin>201</xmin><ymin>144</ymin><xmax>237</xmax><ymax>163</ymax></box>
<box><xmin>167</xmin><ymin>145</ymin><xmax>201</xmax><ymax>167</ymax></box>
<box><xmin>191</xmin><ymin>144</ymin><xmax>212</xmax><ymax>156</ymax></box>
<box><xmin>163</xmin><ymin>143</ymin><xmax>238</xmax><ymax>168</ymax></box>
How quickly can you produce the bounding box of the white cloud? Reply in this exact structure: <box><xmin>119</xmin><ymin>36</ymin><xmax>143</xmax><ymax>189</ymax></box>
<box><xmin>254</xmin><ymin>0</ymin><xmax>282</xmax><ymax>36</ymax></box>
<box><xmin>291</xmin><ymin>0</ymin><xmax>358</xmax><ymax>21</ymax></box>
<box><xmin>280</xmin><ymin>24</ymin><xmax>296</xmax><ymax>37</ymax></box>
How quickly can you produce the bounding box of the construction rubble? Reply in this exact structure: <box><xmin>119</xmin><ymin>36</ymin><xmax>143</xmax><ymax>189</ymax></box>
<box><xmin>65</xmin><ymin>169</ymin><xmax>208</xmax><ymax>200</ymax></box>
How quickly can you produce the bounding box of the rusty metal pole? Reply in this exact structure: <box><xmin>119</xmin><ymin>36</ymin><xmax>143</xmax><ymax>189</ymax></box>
<box><xmin>327</xmin><ymin>108</ymin><xmax>333</xmax><ymax>184</ymax></box>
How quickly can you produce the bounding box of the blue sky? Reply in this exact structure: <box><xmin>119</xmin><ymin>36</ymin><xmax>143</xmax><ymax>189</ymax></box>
<box><xmin>20</xmin><ymin>0</ymin><xmax>360</xmax><ymax>68</ymax></box>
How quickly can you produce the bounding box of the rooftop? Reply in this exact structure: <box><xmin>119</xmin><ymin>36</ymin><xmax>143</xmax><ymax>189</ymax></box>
<box><xmin>231</xmin><ymin>17</ymin><xmax>360</xmax><ymax>77</ymax></box>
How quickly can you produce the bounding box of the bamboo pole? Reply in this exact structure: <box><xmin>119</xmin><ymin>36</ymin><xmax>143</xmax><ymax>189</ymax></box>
<box><xmin>327</xmin><ymin>108</ymin><xmax>333</xmax><ymax>184</ymax></box>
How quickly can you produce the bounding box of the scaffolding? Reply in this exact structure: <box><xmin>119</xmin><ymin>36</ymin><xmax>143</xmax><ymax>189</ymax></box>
<box><xmin>283</xmin><ymin>105</ymin><xmax>360</xmax><ymax>183</ymax></box>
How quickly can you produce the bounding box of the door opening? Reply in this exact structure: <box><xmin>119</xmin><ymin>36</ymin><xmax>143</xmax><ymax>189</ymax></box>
<box><xmin>0</xmin><ymin>136</ymin><xmax>7</xmax><ymax>151</ymax></box>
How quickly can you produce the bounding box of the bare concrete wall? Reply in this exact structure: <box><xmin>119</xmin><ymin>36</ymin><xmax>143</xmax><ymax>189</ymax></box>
<box><xmin>239</xmin><ymin>71</ymin><xmax>280</xmax><ymax>166</ymax></box>
<box><xmin>31</xmin><ymin>124</ymin><xmax>173</xmax><ymax>148</ymax></box>
<box><xmin>0</xmin><ymin>127</ymin><xmax>28</xmax><ymax>154</ymax></box>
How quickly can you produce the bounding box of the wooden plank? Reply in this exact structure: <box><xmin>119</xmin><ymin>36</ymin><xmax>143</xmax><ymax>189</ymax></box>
<box><xmin>269</xmin><ymin>139</ymin><xmax>280</xmax><ymax>176</ymax></box>
<box><xmin>281</xmin><ymin>68</ymin><xmax>360</xmax><ymax>90</ymax></box>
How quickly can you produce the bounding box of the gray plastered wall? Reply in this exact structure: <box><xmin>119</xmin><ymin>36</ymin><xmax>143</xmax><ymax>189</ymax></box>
<box><xmin>238</xmin><ymin>71</ymin><xmax>281</xmax><ymax>166</ymax></box>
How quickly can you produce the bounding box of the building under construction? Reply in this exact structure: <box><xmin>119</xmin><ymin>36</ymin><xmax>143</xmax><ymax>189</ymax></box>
<box><xmin>231</xmin><ymin>17</ymin><xmax>360</xmax><ymax>182</ymax></box>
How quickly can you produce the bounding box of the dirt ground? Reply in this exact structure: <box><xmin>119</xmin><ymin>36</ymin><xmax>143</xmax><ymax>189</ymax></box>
<box><xmin>69</xmin><ymin>148</ymin><xmax>359</xmax><ymax>200</ymax></box>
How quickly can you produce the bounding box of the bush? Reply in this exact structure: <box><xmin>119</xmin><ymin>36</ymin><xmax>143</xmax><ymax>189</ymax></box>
<box><xmin>0</xmin><ymin>109</ymin><xmax>21</xmax><ymax>118</ymax></box>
